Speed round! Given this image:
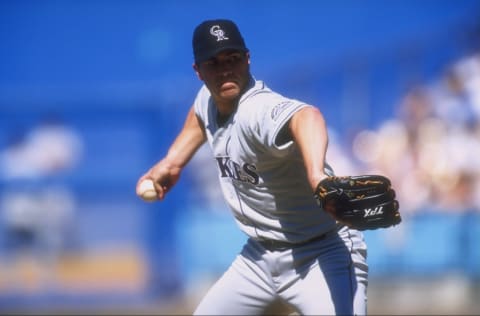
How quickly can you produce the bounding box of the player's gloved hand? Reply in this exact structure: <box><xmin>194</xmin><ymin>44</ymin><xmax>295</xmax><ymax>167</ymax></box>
<box><xmin>314</xmin><ymin>175</ymin><xmax>401</xmax><ymax>230</ymax></box>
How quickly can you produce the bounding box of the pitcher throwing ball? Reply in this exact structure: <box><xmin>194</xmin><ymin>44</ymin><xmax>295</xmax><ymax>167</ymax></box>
<box><xmin>137</xmin><ymin>19</ymin><xmax>400</xmax><ymax>315</ymax></box>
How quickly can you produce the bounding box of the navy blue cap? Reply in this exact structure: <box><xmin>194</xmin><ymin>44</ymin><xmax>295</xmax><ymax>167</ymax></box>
<box><xmin>193</xmin><ymin>19</ymin><xmax>248</xmax><ymax>64</ymax></box>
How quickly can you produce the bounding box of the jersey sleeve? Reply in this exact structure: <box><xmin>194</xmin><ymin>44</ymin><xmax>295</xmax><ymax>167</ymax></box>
<box><xmin>193</xmin><ymin>85</ymin><xmax>211</xmax><ymax>126</ymax></box>
<box><xmin>247</xmin><ymin>93</ymin><xmax>309</xmax><ymax>155</ymax></box>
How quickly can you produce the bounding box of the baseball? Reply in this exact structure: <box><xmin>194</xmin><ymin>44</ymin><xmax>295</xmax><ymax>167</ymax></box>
<box><xmin>138</xmin><ymin>179</ymin><xmax>158</xmax><ymax>202</ymax></box>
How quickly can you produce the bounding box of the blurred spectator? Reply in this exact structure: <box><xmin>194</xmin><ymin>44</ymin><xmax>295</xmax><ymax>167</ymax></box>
<box><xmin>0</xmin><ymin>113</ymin><xmax>84</xmax><ymax>290</ymax></box>
<box><xmin>0</xmin><ymin>114</ymin><xmax>83</xmax><ymax>179</ymax></box>
<box><xmin>428</xmin><ymin>59</ymin><xmax>479</xmax><ymax>130</ymax></box>
<box><xmin>351</xmin><ymin>52</ymin><xmax>480</xmax><ymax>215</ymax></box>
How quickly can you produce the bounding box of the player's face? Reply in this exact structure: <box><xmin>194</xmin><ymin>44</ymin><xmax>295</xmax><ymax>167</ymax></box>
<box><xmin>194</xmin><ymin>50</ymin><xmax>251</xmax><ymax>105</ymax></box>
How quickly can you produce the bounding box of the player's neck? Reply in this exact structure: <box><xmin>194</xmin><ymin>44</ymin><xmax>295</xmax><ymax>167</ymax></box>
<box><xmin>216</xmin><ymin>102</ymin><xmax>236</xmax><ymax>114</ymax></box>
<box><xmin>216</xmin><ymin>111</ymin><xmax>231</xmax><ymax>127</ymax></box>
<box><xmin>214</xmin><ymin>95</ymin><xmax>239</xmax><ymax>114</ymax></box>
<box><xmin>215</xmin><ymin>101</ymin><xmax>237</xmax><ymax>126</ymax></box>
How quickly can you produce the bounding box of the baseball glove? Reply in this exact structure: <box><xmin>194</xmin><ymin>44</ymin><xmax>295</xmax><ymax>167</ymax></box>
<box><xmin>314</xmin><ymin>175</ymin><xmax>401</xmax><ymax>230</ymax></box>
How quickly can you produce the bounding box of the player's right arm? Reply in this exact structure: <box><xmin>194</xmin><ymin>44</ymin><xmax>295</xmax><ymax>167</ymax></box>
<box><xmin>136</xmin><ymin>106</ymin><xmax>206</xmax><ymax>200</ymax></box>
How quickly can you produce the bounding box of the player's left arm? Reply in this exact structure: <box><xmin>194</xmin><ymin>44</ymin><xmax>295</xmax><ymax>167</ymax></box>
<box><xmin>289</xmin><ymin>105</ymin><xmax>402</xmax><ymax>230</ymax></box>
<box><xmin>289</xmin><ymin>105</ymin><xmax>329</xmax><ymax>192</ymax></box>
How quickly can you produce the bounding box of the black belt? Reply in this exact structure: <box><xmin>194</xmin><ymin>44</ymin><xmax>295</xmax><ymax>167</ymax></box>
<box><xmin>256</xmin><ymin>230</ymin><xmax>332</xmax><ymax>251</ymax></box>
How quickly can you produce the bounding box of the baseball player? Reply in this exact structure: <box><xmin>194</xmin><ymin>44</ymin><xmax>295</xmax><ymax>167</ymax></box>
<box><xmin>137</xmin><ymin>19</ymin><xmax>369</xmax><ymax>315</ymax></box>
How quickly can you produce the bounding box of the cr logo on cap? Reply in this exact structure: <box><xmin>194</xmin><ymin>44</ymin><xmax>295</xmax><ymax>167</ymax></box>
<box><xmin>210</xmin><ymin>25</ymin><xmax>229</xmax><ymax>41</ymax></box>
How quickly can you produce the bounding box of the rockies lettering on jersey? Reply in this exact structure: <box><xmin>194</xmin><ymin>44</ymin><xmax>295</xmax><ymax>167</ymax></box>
<box><xmin>215</xmin><ymin>156</ymin><xmax>259</xmax><ymax>185</ymax></box>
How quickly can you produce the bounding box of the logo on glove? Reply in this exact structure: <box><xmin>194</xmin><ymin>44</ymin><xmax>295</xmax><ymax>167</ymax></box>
<box><xmin>364</xmin><ymin>206</ymin><xmax>384</xmax><ymax>217</ymax></box>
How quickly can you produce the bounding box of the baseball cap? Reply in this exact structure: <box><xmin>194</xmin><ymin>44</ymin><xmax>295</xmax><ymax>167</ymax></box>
<box><xmin>192</xmin><ymin>19</ymin><xmax>248</xmax><ymax>64</ymax></box>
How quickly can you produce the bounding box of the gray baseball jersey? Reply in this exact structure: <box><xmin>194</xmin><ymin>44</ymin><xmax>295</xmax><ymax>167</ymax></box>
<box><xmin>194</xmin><ymin>78</ymin><xmax>336</xmax><ymax>243</ymax></box>
<box><xmin>192</xmin><ymin>77</ymin><xmax>368</xmax><ymax>315</ymax></box>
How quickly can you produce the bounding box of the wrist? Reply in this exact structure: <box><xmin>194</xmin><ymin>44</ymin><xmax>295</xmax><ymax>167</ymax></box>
<box><xmin>310</xmin><ymin>174</ymin><xmax>328</xmax><ymax>193</ymax></box>
<box><xmin>161</xmin><ymin>155</ymin><xmax>183</xmax><ymax>171</ymax></box>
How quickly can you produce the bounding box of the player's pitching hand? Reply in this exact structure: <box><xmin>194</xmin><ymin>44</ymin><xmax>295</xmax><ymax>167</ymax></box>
<box><xmin>137</xmin><ymin>178</ymin><xmax>158</xmax><ymax>202</ymax></box>
<box><xmin>136</xmin><ymin>160</ymin><xmax>182</xmax><ymax>202</ymax></box>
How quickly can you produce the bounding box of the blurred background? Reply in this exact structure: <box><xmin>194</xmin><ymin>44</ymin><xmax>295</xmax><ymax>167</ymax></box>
<box><xmin>1</xmin><ymin>0</ymin><xmax>480</xmax><ymax>314</ymax></box>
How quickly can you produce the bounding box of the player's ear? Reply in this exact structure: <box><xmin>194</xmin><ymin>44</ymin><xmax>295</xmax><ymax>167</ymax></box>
<box><xmin>246</xmin><ymin>51</ymin><xmax>251</xmax><ymax>64</ymax></box>
<box><xmin>193</xmin><ymin>63</ymin><xmax>204</xmax><ymax>81</ymax></box>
